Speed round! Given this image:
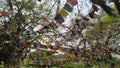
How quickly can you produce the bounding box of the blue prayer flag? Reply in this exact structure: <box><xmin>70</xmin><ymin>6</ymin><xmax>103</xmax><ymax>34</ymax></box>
<box><xmin>54</xmin><ymin>14</ymin><xmax>64</xmax><ymax>24</ymax></box>
<box><xmin>34</xmin><ymin>42</ymin><xmax>38</xmax><ymax>48</ymax></box>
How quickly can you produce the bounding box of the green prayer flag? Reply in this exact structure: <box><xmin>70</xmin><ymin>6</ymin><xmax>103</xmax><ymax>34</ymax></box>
<box><xmin>63</xmin><ymin>3</ymin><xmax>73</xmax><ymax>12</ymax></box>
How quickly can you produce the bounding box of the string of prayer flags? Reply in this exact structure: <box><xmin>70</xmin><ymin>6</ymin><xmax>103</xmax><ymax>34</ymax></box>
<box><xmin>63</xmin><ymin>3</ymin><xmax>73</xmax><ymax>12</ymax></box>
<box><xmin>54</xmin><ymin>0</ymin><xmax>78</xmax><ymax>24</ymax></box>
<box><xmin>0</xmin><ymin>11</ymin><xmax>9</xmax><ymax>16</ymax></box>
<box><xmin>67</xmin><ymin>0</ymin><xmax>78</xmax><ymax>6</ymax></box>
<box><xmin>54</xmin><ymin>14</ymin><xmax>65</xmax><ymax>24</ymax></box>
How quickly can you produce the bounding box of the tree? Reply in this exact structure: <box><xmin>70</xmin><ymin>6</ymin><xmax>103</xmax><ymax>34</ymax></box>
<box><xmin>0</xmin><ymin>0</ymin><xmax>59</xmax><ymax>67</ymax></box>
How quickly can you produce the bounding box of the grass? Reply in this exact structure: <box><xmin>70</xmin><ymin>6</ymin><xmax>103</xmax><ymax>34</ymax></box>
<box><xmin>0</xmin><ymin>63</ymin><xmax>120</xmax><ymax>68</ymax></box>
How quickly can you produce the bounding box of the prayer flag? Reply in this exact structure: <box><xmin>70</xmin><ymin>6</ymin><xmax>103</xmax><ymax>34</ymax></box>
<box><xmin>50</xmin><ymin>20</ymin><xmax>58</xmax><ymax>28</ymax></box>
<box><xmin>92</xmin><ymin>4</ymin><xmax>98</xmax><ymax>12</ymax></box>
<box><xmin>56</xmin><ymin>0</ymin><xmax>60</xmax><ymax>15</ymax></box>
<box><xmin>60</xmin><ymin>9</ymin><xmax>68</xmax><ymax>18</ymax></box>
<box><xmin>82</xmin><ymin>17</ymin><xmax>89</xmax><ymax>21</ymax></box>
<box><xmin>54</xmin><ymin>14</ymin><xmax>64</xmax><ymax>24</ymax></box>
<box><xmin>0</xmin><ymin>11</ymin><xmax>9</xmax><ymax>16</ymax></box>
<box><xmin>42</xmin><ymin>17</ymin><xmax>48</xmax><ymax>22</ymax></box>
<box><xmin>67</xmin><ymin>0</ymin><xmax>78</xmax><ymax>6</ymax></box>
<box><xmin>0</xmin><ymin>26</ymin><xmax>3</xmax><ymax>31</ymax></box>
<box><xmin>39</xmin><ymin>29</ymin><xmax>44</xmax><ymax>34</ymax></box>
<box><xmin>23</xmin><ymin>41</ymin><xmax>28</xmax><ymax>48</ymax></box>
<box><xmin>106</xmin><ymin>0</ymin><xmax>111</xmax><ymax>4</ymax></box>
<box><xmin>63</xmin><ymin>3</ymin><xmax>73</xmax><ymax>12</ymax></box>
<box><xmin>34</xmin><ymin>42</ymin><xmax>38</xmax><ymax>48</ymax></box>
<box><xmin>39</xmin><ymin>44</ymin><xmax>44</xmax><ymax>48</ymax></box>
<box><xmin>46</xmin><ymin>42</ymin><xmax>50</xmax><ymax>48</ymax></box>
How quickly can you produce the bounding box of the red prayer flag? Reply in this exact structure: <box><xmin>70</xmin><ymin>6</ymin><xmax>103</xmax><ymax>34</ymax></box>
<box><xmin>51</xmin><ymin>20</ymin><xmax>58</xmax><ymax>28</ymax></box>
<box><xmin>92</xmin><ymin>4</ymin><xmax>98</xmax><ymax>12</ymax></box>
<box><xmin>39</xmin><ymin>44</ymin><xmax>44</xmax><ymax>48</ymax></box>
<box><xmin>0</xmin><ymin>11</ymin><xmax>9</xmax><ymax>16</ymax></box>
<box><xmin>49</xmin><ymin>51</ymin><xmax>53</xmax><ymax>55</ymax></box>
<box><xmin>16</xmin><ymin>35</ymin><xmax>19</xmax><ymax>39</ymax></box>
<box><xmin>67</xmin><ymin>0</ymin><xmax>78</xmax><ymax>6</ymax></box>
<box><xmin>23</xmin><ymin>41</ymin><xmax>28</xmax><ymax>48</ymax></box>
<box><xmin>39</xmin><ymin>29</ymin><xmax>44</xmax><ymax>34</ymax></box>
<box><xmin>118</xmin><ymin>61</ymin><xmax>120</xmax><ymax>65</ymax></box>
<box><xmin>32</xmin><ymin>57</ymin><xmax>35</xmax><ymax>62</ymax></box>
<box><xmin>42</xmin><ymin>17</ymin><xmax>48</xmax><ymax>22</ymax></box>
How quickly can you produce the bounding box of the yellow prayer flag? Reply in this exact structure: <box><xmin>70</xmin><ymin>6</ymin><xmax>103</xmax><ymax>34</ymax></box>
<box><xmin>41</xmin><ymin>38</ymin><xmax>45</xmax><ymax>43</ymax></box>
<box><xmin>48</xmin><ymin>25</ymin><xmax>54</xmax><ymax>30</ymax></box>
<box><xmin>0</xmin><ymin>25</ymin><xmax>3</xmax><ymax>31</ymax></box>
<box><xmin>46</xmin><ymin>42</ymin><xmax>49</xmax><ymax>46</ymax></box>
<box><xmin>60</xmin><ymin>9</ymin><xmax>68</xmax><ymax>18</ymax></box>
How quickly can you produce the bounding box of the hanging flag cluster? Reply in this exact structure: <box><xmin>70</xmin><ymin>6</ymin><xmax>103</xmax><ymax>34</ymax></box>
<box><xmin>54</xmin><ymin>0</ymin><xmax>78</xmax><ymax>24</ymax></box>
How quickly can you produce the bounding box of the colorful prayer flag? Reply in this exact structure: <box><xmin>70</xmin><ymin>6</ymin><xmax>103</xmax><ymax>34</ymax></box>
<box><xmin>39</xmin><ymin>29</ymin><xmax>44</xmax><ymax>34</ymax></box>
<box><xmin>42</xmin><ymin>17</ymin><xmax>48</xmax><ymax>22</ymax></box>
<box><xmin>60</xmin><ymin>9</ymin><xmax>68</xmax><ymax>18</ymax></box>
<box><xmin>0</xmin><ymin>11</ymin><xmax>9</xmax><ymax>16</ymax></box>
<box><xmin>50</xmin><ymin>20</ymin><xmax>58</xmax><ymax>28</ymax></box>
<box><xmin>67</xmin><ymin>0</ymin><xmax>78</xmax><ymax>6</ymax></box>
<box><xmin>46</xmin><ymin>42</ymin><xmax>50</xmax><ymax>48</ymax></box>
<box><xmin>56</xmin><ymin>0</ymin><xmax>60</xmax><ymax>15</ymax></box>
<box><xmin>82</xmin><ymin>17</ymin><xmax>89</xmax><ymax>21</ymax></box>
<box><xmin>23</xmin><ymin>41</ymin><xmax>28</xmax><ymax>48</ymax></box>
<box><xmin>39</xmin><ymin>44</ymin><xmax>44</xmax><ymax>48</ymax></box>
<box><xmin>34</xmin><ymin>42</ymin><xmax>38</xmax><ymax>48</ymax></box>
<box><xmin>106</xmin><ymin>0</ymin><xmax>111</xmax><ymax>4</ymax></box>
<box><xmin>63</xmin><ymin>3</ymin><xmax>73</xmax><ymax>12</ymax></box>
<box><xmin>54</xmin><ymin>14</ymin><xmax>64</xmax><ymax>24</ymax></box>
<box><xmin>0</xmin><ymin>25</ymin><xmax>3</xmax><ymax>31</ymax></box>
<box><xmin>92</xmin><ymin>4</ymin><xmax>98</xmax><ymax>12</ymax></box>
